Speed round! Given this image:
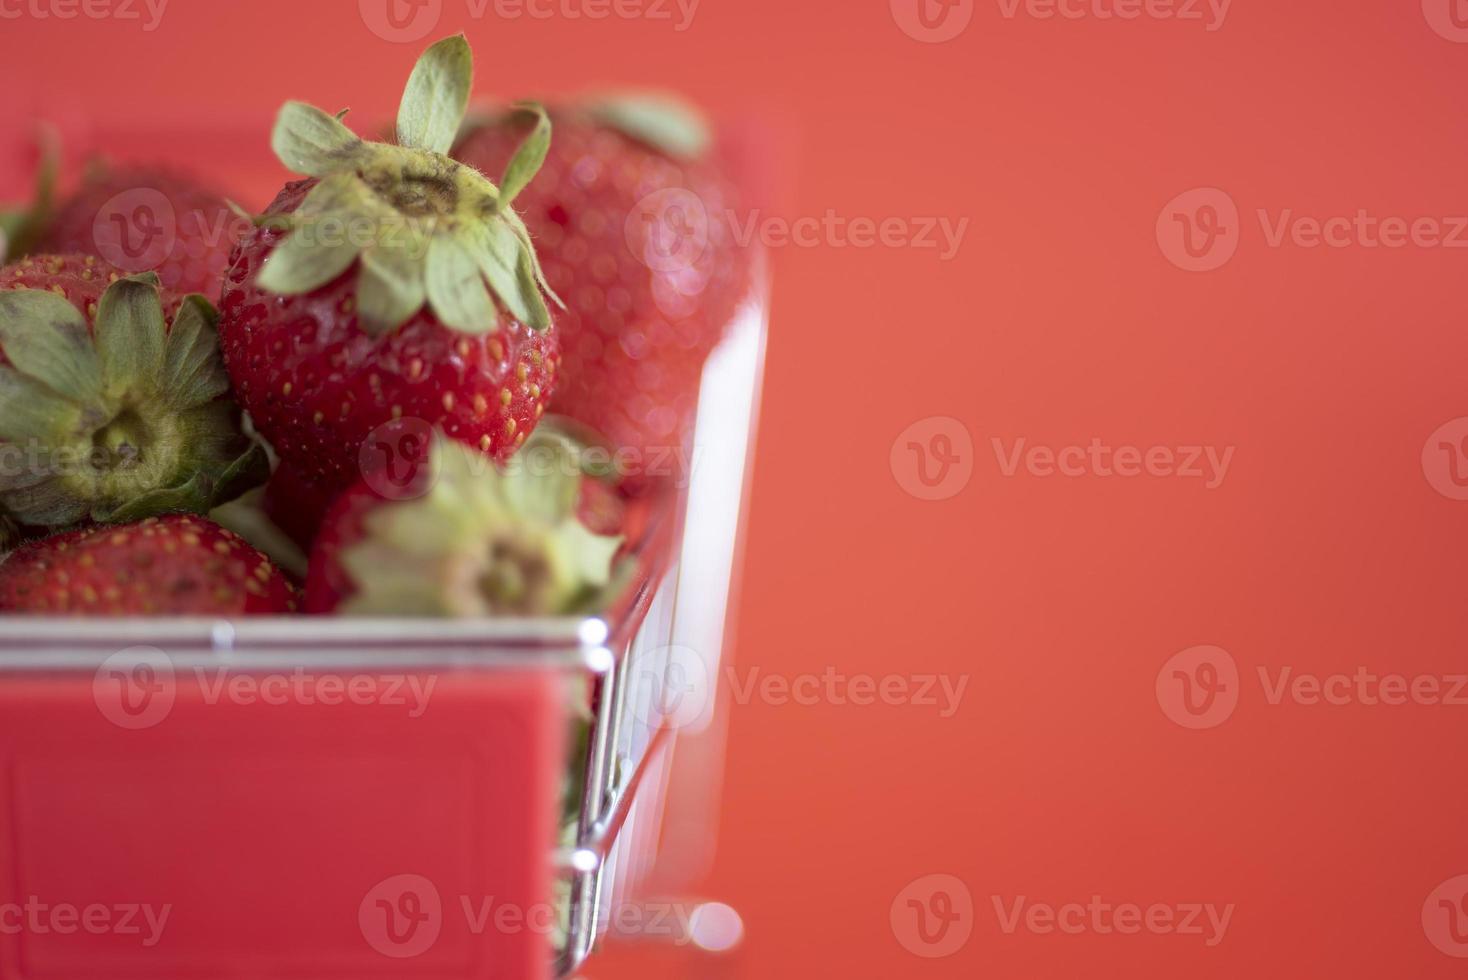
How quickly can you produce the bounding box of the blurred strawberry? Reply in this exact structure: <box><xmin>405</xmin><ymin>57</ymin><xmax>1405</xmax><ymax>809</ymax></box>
<box><xmin>0</xmin><ymin>514</ymin><xmax>297</xmax><ymax>615</ymax></box>
<box><xmin>454</xmin><ymin>97</ymin><xmax>753</xmax><ymax>480</ymax></box>
<box><xmin>0</xmin><ymin>251</ymin><xmax>158</xmax><ymax>315</ymax></box>
<box><xmin>260</xmin><ymin>463</ymin><xmax>337</xmax><ymax>551</ymax></box>
<box><xmin>576</xmin><ymin>475</ymin><xmax>626</xmax><ymax>537</ymax></box>
<box><xmin>38</xmin><ymin>164</ymin><xmax>244</xmax><ymax>297</ymax></box>
<box><xmin>218</xmin><ymin>36</ymin><xmax>560</xmax><ymax>501</ymax></box>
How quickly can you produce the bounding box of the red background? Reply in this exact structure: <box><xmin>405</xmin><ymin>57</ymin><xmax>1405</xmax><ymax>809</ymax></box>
<box><xmin>6</xmin><ymin>0</ymin><xmax>1468</xmax><ymax>976</ymax></box>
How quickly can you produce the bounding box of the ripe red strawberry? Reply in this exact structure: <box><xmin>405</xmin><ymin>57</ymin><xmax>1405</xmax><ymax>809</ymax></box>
<box><xmin>0</xmin><ymin>251</ymin><xmax>176</xmax><ymax>317</ymax></box>
<box><xmin>261</xmin><ymin>463</ymin><xmax>337</xmax><ymax>551</ymax></box>
<box><xmin>454</xmin><ymin>98</ymin><xmax>753</xmax><ymax>474</ymax></box>
<box><xmin>0</xmin><ymin>255</ymin><xmax>266</xmax><ymax>528</ymax></box>
<box><xmin>218</xmin><ymin>35</ymin><xmax>561</xmax><ymax>501</ymax></box>
<box><xmin>305</xmin><ymin>433</ymin><xmax>625</xmax><ymax>616</ymax></box>
<box><xmin>0</xmin><ymin>514</ymin><xmax>298</xmax><ymax>615</ymax></box>
<box><xmin>37</xmin><ymin>165</ymin><xmax>243</xmax><ymax>297</ymax></box>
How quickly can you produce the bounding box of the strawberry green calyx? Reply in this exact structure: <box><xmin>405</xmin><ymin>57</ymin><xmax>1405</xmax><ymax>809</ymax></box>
<box><xmin>0</xmin><ymin>128</ymin><xmax>59</xmax><ymax>264</ymax></box>
<box><xmin>455</xmin><ymin>93</ymin><xmax>711</xmax><ymax>162</ymax></box>
<box><xmin>583</xmin><ymin>93</ymin><xmax>712</xmax><ymax>161</ymax></box>
<box><xmin>0</xmin><ymin>274</ymin><xmax>268</xmax><ymax>527</ymax></box>
<box><xmin>338</xmin><ymin>434</ymin><xmax>626</xmax><ymax>617</ymax></box>
<box><xmin>259</xmin><ymin>34</ymin><xmax>560</xmax><ymax>336</ymax></box>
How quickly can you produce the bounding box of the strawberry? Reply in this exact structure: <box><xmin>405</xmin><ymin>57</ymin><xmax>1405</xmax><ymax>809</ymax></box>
<box><xmin>0</xmin><ymin>251</ymin><xmax>175</xmax><ymax>317</ymax></box>
<box><xmin>261</xmin><ymin>462</ymin><xmax>337</xmax><ymax>551</ymax></box>
<box><xmin>218</xmin><ymin>35</ymin><xmax>561</xmax><ymax>502</ymax></box>
<box><xmin>453</xmin><ymin>98</ymin><xmax>753</xmax><ymax>477</ymax></box>
<box><xmin>305</xmin><ymin>432</ymin><xmax>625</xmax><ymax>616</ymax></box>
<box><xmin>0</xmin><ymin>255</ymin><xmax>267</xmax><ymax>528</ymax></box>
<box><xmin>37</xmin><ymin>164</ymin><xmax>244</xmax><ymax>298</ymax></box>
<box><xmin>0</xmin><ymin>514</ymin><xmax>298</xmax><ymax>615</ymax></box>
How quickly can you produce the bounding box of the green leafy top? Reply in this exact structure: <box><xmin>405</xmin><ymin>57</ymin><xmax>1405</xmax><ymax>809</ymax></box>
<box><xmin>0</xmin><ymin>273</ymin><xmax>267</xmax><ymax>527</ymax></box>
<box><xmin>338</xmin><ymin>433</ymin><xmax>626</xmax><ymax>617</ymax></box>
<box><xmin>259</xmin><ymin>34</ymin><xmax>560</xmax><ymax>336</ymax></box>
<box><xmin>0</xmin><ymin>127</ymin><xmax>60</xmax><ymax>265</ymax></box>
<box><xmin>584</xmin><ymin>93</ymin><xmax>712</xmax><ymax>161</ymax></box>
<box><xmin>455</xmin><ymin>92</ymin><xmax>712</xmax><ymax>164</ymax></box>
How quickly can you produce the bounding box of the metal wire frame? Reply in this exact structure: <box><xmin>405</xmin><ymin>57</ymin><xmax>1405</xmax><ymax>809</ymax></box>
<box><xmin>553</xmin><ymin>549</ymin><xmax>683</xmax><ymax>975</ymax></box>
